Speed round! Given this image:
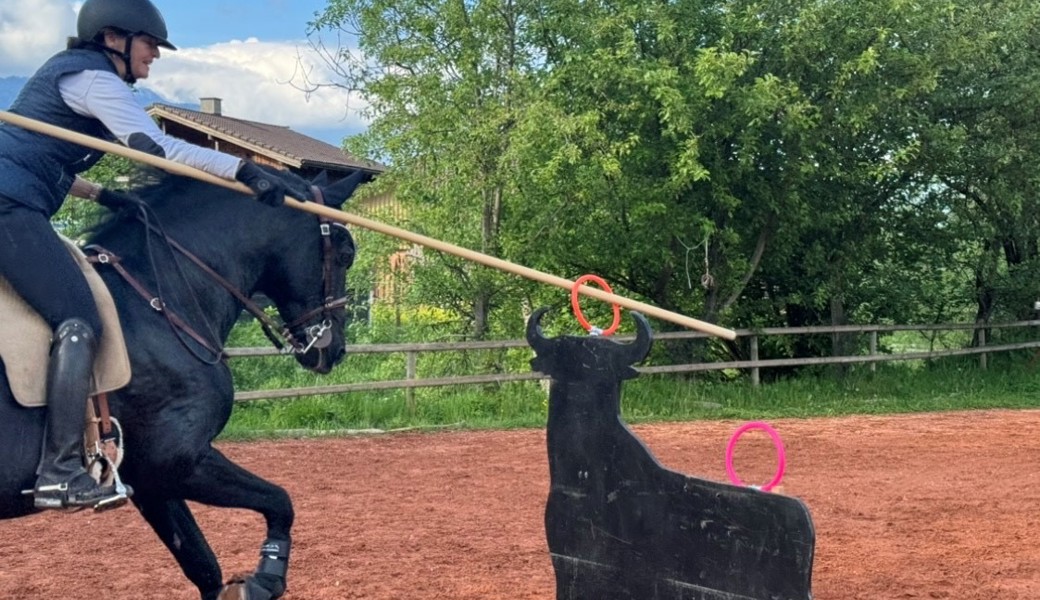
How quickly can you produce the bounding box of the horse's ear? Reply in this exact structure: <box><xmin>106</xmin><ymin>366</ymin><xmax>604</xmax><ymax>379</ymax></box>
<box><xmin>323</xmin><ymin>169</ymin><xmax>370</xmax><ymax>208</ymax></box>
<box><xmin>311</xmin><ymin>170</ymin><xmax>330</xmax><ymax>187</ymax></box>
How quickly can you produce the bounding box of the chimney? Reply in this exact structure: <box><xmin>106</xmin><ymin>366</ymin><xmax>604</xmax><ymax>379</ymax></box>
<box><xmin>200</xmin><ymin>97</ymin><xmax>222</xmax><ymax>116</ymax></box>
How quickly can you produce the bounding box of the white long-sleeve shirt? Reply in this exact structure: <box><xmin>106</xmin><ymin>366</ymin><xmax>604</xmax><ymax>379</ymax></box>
<box><xmin>58</xmin><ymin>69</ymin><xmax>243</xmax><ymax>179</ymax></box>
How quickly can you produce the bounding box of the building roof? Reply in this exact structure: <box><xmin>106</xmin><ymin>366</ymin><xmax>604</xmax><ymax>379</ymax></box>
<box><xmin>147</xmin><ymin>103</ymin><xmax>384</xmax><ymax>173</ymax></box>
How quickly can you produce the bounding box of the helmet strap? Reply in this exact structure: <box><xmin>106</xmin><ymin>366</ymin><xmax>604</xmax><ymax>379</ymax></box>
<box><xmin>120</xmin><ymin>33</ymin><xmax>137</xmax><ymax>85</ymax></box>
<box><xmin>93</xmin><ymin>33</ymin><xmax>137</xmax><ymax>85</ymax></box>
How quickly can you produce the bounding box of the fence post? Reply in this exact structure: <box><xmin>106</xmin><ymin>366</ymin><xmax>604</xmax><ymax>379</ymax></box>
<box><xmin>750</xmin><ymin>335</ymin><xmax>760</xmax><ymax>387</ymax></box>
<box><xmin>406</xmin><ymin>351</ymin><xmax>418</xmax><ymax>415</ymax></box>
<box><xmin>978</xmin><ymin>328</ymin><xmax>987</xmax><ymax>370</ymax></box>
<box><xmin>869</xmin><ymin>331</ymin><xmax>878</xmax><ymax>373</ymax></box>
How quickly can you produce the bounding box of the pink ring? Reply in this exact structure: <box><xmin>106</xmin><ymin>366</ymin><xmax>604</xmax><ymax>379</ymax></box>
<box><xmin>724</xmin><ymin>421</ymin><xmax>786</xmax><ymax>492</ymax></box>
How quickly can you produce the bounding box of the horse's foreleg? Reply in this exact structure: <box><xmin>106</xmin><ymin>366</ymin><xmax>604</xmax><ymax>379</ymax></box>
<box><xmin>180</xmin><ymin>447</ymin><xmax>294</xmax><ymax>600</ymax></box>
<box><xmin>133</xmin><ymin>493</ymin><xmax>225</xmax><ymax>600</ymax></box>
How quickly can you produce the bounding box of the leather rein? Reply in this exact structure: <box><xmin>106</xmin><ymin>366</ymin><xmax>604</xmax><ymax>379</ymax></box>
<box><xmin>85</xmin><ymin>185</ymin><xmax>348</xmax><ymax>359</ymax></box>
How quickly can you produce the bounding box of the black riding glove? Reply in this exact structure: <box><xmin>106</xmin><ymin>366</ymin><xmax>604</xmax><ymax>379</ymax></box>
<box><xmin>235</xmin><ymin>160</ymin><xmax>309</xmax><ymax>207</ymax></box>
<box><xmin>96</xmin><ymin>188</ymin><xmax>145</xmax><ymax>211</ymax></box>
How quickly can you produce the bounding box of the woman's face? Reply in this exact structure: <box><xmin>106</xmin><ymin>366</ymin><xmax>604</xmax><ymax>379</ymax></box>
<box><xmin>129</xmin><ymin>35</ymin><xmax>161</xmax><ymax>80</ymax></box>
<box><xmin>104</xmin><ymin>32</ymin><xmax>161</xmax><ymax>80</ymax></box>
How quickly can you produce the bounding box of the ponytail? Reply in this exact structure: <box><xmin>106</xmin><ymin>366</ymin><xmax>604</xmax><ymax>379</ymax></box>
<box><xmin>67</xmin><ymin>28</ymin><xmax>121</xmax><ymax>52</ymax></box>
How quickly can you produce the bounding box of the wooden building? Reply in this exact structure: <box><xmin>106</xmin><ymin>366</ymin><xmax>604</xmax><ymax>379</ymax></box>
<box><xmin>146</xmin><ymin>98</ymin><xmax>384</xmax><ymax>183</ymax></box>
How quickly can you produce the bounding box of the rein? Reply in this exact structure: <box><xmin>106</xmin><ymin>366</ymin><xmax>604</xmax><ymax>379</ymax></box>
<box><xmin>86</xmin><ymin>185</ymin><xmax>348</xmax><ymax>359</ymax></box>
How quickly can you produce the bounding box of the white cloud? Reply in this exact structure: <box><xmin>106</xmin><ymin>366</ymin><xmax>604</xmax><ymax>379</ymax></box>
<box><xmin>141</xmin><ymin>38</ymin><xmax>368</xmax><ymax>138</ymax></box>
<box><xmin>0</xmin><ymin>0</ymin><xmax>78</xmax><ymax>75</ymax></box>
<box><xmin>0</xmin><ymin>0</ymin><xmax>367</xmax><ymax>141</ymax></box>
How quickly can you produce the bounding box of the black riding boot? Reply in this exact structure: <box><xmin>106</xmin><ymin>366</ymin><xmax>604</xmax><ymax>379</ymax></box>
<box><xmin>33</xmin><ymin>318</ymin><xmax>129</xmax><ymax>510</ymax></box>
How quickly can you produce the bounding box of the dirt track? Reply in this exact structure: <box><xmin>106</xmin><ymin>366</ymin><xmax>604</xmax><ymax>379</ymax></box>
<box><xmin>3</xmin><ymin>409</ymin><xmax>1040</xmax><ymax>599</ymax></box>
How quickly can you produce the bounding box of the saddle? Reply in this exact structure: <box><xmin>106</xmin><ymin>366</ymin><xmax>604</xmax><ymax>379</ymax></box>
<box><xmin>0</xmin><ymin>235</ymin><xmax>131</xmax><ymax>407</ymax></box>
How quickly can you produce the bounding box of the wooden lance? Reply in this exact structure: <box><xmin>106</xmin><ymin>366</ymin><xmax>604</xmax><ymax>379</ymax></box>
<box><xmin>0</xmin><ymin>109</ymin><xmax>737</xmax><ymax>340</ymax></box>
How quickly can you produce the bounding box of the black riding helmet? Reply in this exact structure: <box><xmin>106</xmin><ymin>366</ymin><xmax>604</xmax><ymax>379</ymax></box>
<box><xmin>77</xmin><ymin>0</ymin><xmax>176</xmax><ymax>83</ymax></box>
<box><xmin>78</xmin><ymin>0</ymin><xmax>176</xmax><ymax>49</ymax></box>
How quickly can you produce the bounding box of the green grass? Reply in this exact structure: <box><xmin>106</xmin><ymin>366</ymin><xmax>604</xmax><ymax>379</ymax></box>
<box><xmin>220</xmin><ymin>352</ymin><xmax>1040</xmax><ymax>440</ymax></box>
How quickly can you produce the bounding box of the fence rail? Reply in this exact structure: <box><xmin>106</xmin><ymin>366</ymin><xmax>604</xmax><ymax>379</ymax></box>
<box><xmin>229</xmin><ymin>319</ymin><xmax>1040</xmax><ymax>402</ymax></box>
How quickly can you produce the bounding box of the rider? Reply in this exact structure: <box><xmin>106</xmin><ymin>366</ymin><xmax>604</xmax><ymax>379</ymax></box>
<box><xmin>0</xmin><ymin>0</ymin><xmax>309</xmax><ymax>511</ymax></box>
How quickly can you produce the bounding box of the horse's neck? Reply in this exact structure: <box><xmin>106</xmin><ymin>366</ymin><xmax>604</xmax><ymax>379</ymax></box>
<box><xmin>100</xmin><ymin>205</ymin><xmax>279</xmax><ymax>341</ymax></box>
<box><xmin>174</xmin><ymin>211</ymin><xmax>279</xmax><ymax>321</ymax></box>
<box><xmin>170</xmin><ymin>216</ymin><xmax>271</xmax><ymax>292</ymax></box>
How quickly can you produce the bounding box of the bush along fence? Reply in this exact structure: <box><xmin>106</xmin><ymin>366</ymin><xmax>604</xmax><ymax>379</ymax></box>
<box><xmin>227</xmin><ymin>320</ymin><xmax>1040</xmax><ymax>403</ymax></box>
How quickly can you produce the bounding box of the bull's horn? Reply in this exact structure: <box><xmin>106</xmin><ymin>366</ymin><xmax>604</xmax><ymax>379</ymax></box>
<box><xmin>624</xmin><ymin>312</ymin><xmax>653</xmax><ymax>364</ymax></box>
<box><xmin>526</xmin><ymin>307</ymin><xmax>552</xmax><ymax>354</ymax></box>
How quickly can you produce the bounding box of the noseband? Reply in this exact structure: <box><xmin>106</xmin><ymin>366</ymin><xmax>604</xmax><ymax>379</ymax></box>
<box><xmin>86</xmin><ymin>186</ymin><xmax>349</xmax><ymax>358</ymax></box>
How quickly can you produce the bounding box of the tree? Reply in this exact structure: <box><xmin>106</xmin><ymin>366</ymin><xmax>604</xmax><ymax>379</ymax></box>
<box><xmin>310</xmin><ymin>0</ymin><xmax>1040</xmax><ymax>362</ymax></box>
<box><xmin>910</xmin><ymin>1</ymin><xmax>1040</xmax><ymax>325</ymax></box>
<box><xmin>310</xmin><ymin>0</ymin><xmax>541</xmax><ymax>339</ymax></box>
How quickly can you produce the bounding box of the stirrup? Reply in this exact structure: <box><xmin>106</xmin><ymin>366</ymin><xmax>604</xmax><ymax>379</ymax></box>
<box><xmin>92</xmin><ymin>490</ymin><xmax>131</xmax><ymax>512</ymax></box>
<box><xmin>28</xmin><ymin>478</ymin><xmax>132</xmax><ymax>512</ymax></box>
<box><xmin>96</xmin><ymin>465</ymin><xmax>133</xmax><ymax>512</ymax></box>
<box><xmin>27</xmin><ymin>483</ymin><xmax>83</xmax><ymax>512</ymax></box>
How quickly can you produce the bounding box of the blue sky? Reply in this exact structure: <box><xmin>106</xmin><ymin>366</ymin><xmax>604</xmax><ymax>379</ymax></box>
<box><xmin>0</xmin><ymin>0</ymin><xmax>365</xmax><ymax>146</ymax></box>
<box><xmin>160</xmin><ymin>1</ymin><xmax>327</xmax><ymax>49</ymax></box>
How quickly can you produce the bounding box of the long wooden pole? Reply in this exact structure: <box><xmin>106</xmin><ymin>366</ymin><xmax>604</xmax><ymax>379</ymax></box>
<box><xmin>0</xmin><ymin>109</ymin><xmax>737</xmax><ymax>340</ymax></box>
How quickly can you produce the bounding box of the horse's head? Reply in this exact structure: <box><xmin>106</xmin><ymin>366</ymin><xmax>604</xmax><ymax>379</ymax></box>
<box><xmin>258</xmin><ymin>170</ymin><xmax>367</xmax><ymax>374</ymax></box>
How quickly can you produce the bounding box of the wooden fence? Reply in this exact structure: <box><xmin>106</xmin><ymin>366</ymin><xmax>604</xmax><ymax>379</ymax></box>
<box><xmin>228</xmin><ymin>320</ymin><xmax>1040</xmax><ymax>402</ymax></box>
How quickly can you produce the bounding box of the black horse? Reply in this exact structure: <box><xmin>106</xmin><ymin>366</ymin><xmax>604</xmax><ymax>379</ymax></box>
<box><xmin>0</xmin><ymin>167</ymin><xmax>362</xmax><ymax>600</ymax></box>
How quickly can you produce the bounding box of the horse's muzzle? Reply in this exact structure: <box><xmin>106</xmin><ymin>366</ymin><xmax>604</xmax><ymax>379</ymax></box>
<box><xmin>295</xmin><ymin>339</ymin><xmax>345</xmax><ymax>374</ymax></box>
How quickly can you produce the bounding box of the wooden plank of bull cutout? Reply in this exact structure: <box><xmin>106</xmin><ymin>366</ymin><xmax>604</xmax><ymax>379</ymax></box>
<box><xmin>527</xmin><ymin>307</ymin><xmax>815</xmax><ymax>600</ymax></box>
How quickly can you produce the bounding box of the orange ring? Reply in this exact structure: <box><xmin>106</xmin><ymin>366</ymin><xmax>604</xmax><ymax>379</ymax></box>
<box><xmin>570</xmin><ymin>274</ymin><xmax>621</xmax><ymax>336</ymax></box>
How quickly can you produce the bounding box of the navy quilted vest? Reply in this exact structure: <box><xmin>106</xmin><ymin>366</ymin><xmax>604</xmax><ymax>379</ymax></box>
<box><xmin>0</xmin><ymin>49</ymin><xmax>118</xmax><ymax>216</ymax></box>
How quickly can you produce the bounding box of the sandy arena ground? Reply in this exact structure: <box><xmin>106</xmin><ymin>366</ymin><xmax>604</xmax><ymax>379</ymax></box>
<box><xmin>3</xmin><ymin>409</ymin><xmax>1040</xmax><ymax>599</ymax></box>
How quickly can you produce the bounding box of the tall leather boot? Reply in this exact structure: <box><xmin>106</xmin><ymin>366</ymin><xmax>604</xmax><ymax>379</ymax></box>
<box><xmin>33</xmin><ymin>318</ymin><xmax>129</xmax><ymax>510</ymax></box>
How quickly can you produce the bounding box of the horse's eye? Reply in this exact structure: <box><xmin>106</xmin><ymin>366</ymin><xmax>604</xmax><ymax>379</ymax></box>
<box><xmin>334</xmin><ymin>231</ymin><xmax>356</xmax><ymax>267</ymax></box>
<box><xmin>338</xmin><ymin>247</ymin><xmax>355</xmax><ymax>268</ymax></box>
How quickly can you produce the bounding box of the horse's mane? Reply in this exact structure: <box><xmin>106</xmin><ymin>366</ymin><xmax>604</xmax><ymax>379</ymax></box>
<box><xmin>88</xmin><ymin>165</ymin><xmax>313</xmax><ymax>240</ymax></box>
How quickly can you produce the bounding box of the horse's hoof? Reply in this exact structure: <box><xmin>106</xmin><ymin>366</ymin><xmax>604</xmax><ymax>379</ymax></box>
<box><xmin>217</xmin><ymin>575</ymin><xmax>277</xmax><ymax>600</ymax></box>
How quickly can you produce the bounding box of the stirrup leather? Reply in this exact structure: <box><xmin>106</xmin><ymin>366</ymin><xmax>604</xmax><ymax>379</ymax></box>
<box><xmin>83</xmin><ymin>404</ymin><xmax>132</xmax><ymax>511</ymax></box>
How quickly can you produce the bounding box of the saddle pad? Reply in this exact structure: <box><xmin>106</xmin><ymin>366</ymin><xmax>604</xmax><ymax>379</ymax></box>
<box><xmin>0</xmin><ymin>235</ymin><xmax>131</xmax><ymax>407</ymax></box>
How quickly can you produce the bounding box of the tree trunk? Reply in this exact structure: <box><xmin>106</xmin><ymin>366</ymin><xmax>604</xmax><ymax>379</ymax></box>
<box><xmin>472</xmin><ymin>185</ymin><xmax>503</xmax><ymax>340</ymax></box>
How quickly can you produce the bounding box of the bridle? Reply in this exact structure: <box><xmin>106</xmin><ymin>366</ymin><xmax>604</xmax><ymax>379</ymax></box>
<box><xmin>273</xmin><ymin>185</ymin><xmax>353</xmax><ymax>354</ymax></box>
<box><xmin>86</xmin><ymin>185</ymin><xmax>350</xmax><ymax>360</ymax></box>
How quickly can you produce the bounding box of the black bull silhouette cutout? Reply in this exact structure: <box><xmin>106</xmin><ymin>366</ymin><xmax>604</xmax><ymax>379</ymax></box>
<box><xmin>528</xmin><ymin>308</ymin><xmax>815</xmax><ymax>600</ymax></box>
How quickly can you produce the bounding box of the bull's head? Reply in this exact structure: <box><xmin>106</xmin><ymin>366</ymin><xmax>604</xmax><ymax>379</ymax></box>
<box><xmin>527</xmin><ymin>307</ymin><xmax>653</xmax><ymax>381</ymax></box>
